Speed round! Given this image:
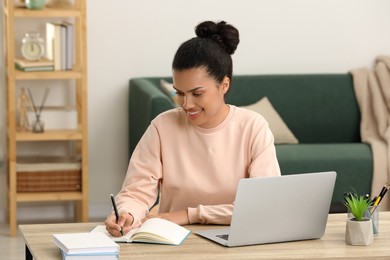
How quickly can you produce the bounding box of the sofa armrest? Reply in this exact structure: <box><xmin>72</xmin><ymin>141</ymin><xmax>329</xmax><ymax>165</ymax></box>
<box><xmin>129</xmin><ymin>78</ymin><xmax>175</xmax><ymax>158</ymax></box>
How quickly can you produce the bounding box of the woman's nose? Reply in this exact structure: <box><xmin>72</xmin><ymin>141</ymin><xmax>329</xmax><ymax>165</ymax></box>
<box><xmin>182</xmin><ymin>95</ymin><xmax>194</xmax><ymax>109</ymax></box>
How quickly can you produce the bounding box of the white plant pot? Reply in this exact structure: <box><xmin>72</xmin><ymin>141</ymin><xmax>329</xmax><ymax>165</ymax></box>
<box><xmin>345</xmin><ymin>218</ymin><xmax>373</xmax><ymax>246</ymax></box>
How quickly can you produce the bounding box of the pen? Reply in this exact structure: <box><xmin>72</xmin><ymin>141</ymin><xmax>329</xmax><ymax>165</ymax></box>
<box><xmin>380</xmin><ymin>188</ymin><xmax>388</xmax><ymax>199</ymax></box>
<box><xmin>370</xmin><ymin>196</ymin><xmax>377</xmax><ymax>204</ymax></box>
<box><xmin>372</xmin><ymin>185</ymin><xmax>389</xmax><ymax>205</ymax></box>
<box><xmin>110</xmin><ymin>194</ymin><xmax>123</xmax><ymax>236</ymax></box>
<box><xmin>377</xmin><ymin>185</ymin><xmax>389</xmax><ymax>204</ymax></box>
<box><xmin>373</xmin><ymin>196</ymin><xmax>381</xmax><ymax>207</ymax></box>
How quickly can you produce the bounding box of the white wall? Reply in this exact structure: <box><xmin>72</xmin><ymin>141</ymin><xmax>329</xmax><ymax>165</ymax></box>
<box><xmin>1</xmin><ymin>0</ymin><xmax>390</xmax><ymax>222</ymax></box>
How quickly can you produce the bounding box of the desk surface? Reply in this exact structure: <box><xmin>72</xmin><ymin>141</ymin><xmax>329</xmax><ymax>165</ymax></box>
<box><xmin>19</xmin><ymin>212</ymin><xmax>390</xmax><ymax>260</ymax></box>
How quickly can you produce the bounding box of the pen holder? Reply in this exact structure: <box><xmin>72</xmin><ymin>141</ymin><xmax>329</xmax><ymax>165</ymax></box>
<box><xmin>367</xmin><ymin>206</ymin><xmax>379</xmax><ymax>236</ymax></box>
<box><xmin>348</xmin><ymin>205</ymin><xmax>379</xmax><ymax>236</ymax></box>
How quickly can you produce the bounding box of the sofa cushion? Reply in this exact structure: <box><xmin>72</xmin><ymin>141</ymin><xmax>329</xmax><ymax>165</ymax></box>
<box><xmin>276</xmin><ymin>143</ymin><xmax>373</xmax><ymax>208</ymax></box>
<box><xmin>242</xmin><ymin>97</ymin><xmax>298</xmax><ymax>144</ymax></box>
<box><xmin>160</xmin><ymin>79</ymin><xmax>179</xmax><ymax>106</ymax></box>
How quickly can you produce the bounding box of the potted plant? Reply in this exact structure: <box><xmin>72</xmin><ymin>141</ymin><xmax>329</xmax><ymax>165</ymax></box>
<box><xmin>343</xmin><ymin>192</ymin><xmax>373</xmax><ymax>245</ymax></box>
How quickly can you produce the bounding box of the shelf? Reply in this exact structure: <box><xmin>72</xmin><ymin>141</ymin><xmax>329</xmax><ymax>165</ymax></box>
<box><xmin>4</xmin><ymin>0</ymin><xmax>88</xmax><ymax>237</ymax></box>
<box><xmin>17</xmin><ymin>155</ymin><xmax>81</xmax><ymax>170</ymax></box>
<box><xmin>14</xmin><ymin>70</ymin><xmax>82</xmax><ymax>80</ymax></box>
<box><xmin>15</xmin><ymin>129</ymin><xmax>83</xmax><ymax>141</ymax></box>
<box><xmin>13</xmin><ymin>6</ymin><xmax>82</xmax><ymax>18</ymax></box>
<box><xmin>16</xmin><ymin>191</ymin><xmax>84</xmax><ymax>202</ymax></box>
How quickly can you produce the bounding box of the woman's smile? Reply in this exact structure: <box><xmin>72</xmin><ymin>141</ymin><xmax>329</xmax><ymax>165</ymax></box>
<box><xmin>187</xmin><ymin>109</ymin><xmax>203</xmax><ymax>119</ymax></box>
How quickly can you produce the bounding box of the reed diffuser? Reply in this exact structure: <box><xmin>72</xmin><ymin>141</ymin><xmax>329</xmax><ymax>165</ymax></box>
<box><xmin>28</xmin><ymin>87</ymin><xmax>50</xmax><ymax>133</ymax></box>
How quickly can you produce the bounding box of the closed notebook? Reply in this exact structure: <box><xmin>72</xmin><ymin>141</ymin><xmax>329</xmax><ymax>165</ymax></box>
<box><xmin>53</xmin><ymin>232</ymin><xmax>119</xmax><ymax>255</ymax></box>
<box><xmin>92</xmin><ymin>218</ymin><xmax>191</xmax><ymax>246</ymax></box>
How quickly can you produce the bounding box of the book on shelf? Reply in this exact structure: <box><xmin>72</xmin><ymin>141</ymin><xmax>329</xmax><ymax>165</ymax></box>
<box><xmin>15</xmin><ymin>64</ymin><xmax>54</xmax><ymax>72</ymax></box>
<box><xmin>46</xmin><ymin>22</ymin><xmax>62</xmax><ymax>70</ymax></box>
<box><xmin>62</xmin><ymin>21</ymin><xmax>75</xmax><ymax>70</ymax></box>
<box><xmin>60</xmin><ymin>23</ymin><xmax>67</xmax><ymax>70</ymax></box>
<box><xmin>53</xmin><ymin>232</ymin><xmax>119</xmax><ymax>256</ymax></box>
<box><xmin>46</xmin><ymin>21</ymin><xmax>74</xmax><ymax>71</ymax></box>
<box><xmin>15</xmin><ymin>57</ymin><xmax>54</xmax><ymax>72</ymax></box>
<box><xmin>15</xmin><ymin>57</ymin><xmax>54</xmax><ymax>67</ymax></box>
<box><xmin>91</xmin><ymin>218</ymin><xmax>191</xmax><ymax>246</ymax></box>
<box><xmin>45</xmin><ymin>23</ymin><xmax>55</xmax><ymax>61</ymax></box>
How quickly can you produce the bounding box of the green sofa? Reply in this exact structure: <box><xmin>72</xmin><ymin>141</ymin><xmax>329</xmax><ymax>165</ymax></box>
<box><xmin>128</xmin><ymin>74</ymin><xmax>373</xmax><ymax>213</ymax></box>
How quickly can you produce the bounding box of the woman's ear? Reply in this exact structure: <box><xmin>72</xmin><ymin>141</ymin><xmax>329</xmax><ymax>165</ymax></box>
<box><xmin>220</xmin><ymin>76</ymin><xmax>230</xmax><ymax>95</ymax></box>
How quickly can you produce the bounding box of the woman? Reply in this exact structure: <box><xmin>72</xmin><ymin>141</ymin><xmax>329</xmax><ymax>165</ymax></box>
<box><xmin>106</xmin><ymin>20</ymin><xmax>280</xmax><ymax>236</ymax></box>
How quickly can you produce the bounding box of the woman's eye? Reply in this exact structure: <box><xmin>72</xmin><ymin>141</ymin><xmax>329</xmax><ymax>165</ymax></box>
<box><xmin>176</xmin><ymin>91</ymin><xmax>184</xmax><ymax>96</ymax></box>
<box><xmin>193</xmin><ymin>92</ymin><xmax>202</xmax><ymax>96</ymax></box>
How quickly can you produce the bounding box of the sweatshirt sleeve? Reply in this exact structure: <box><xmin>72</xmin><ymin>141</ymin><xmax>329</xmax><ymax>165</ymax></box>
<box><xmin>187</xmin><ymin>117</ymin><xmax>280</xmax><ymax>224</ymax></box>
<box><xmin>115</xmin><ymin>123</ymin><xmax>162</xmax><ymax>229</ymax></box>
<box><xmin>248</xmin><ymin>118</ymin><xmax>281</xmax><ymax>178</ymax></box>
<box><xmin>187</xmin><ymin>204</ymin><xmax>233</xmax><ymax>224</ymax></box>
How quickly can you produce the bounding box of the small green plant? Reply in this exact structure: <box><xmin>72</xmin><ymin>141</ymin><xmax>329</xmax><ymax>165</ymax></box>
<box><xmin>343</xmin><ymin>192</ymin><xmax>372</xmax><ymax>221</ymax></box>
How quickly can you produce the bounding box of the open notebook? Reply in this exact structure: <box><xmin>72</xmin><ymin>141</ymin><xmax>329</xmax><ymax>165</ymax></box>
<box><xmin>92</xmin><ymin>218</ymin><xmax>191</xmax><ymax>246</ymax></box>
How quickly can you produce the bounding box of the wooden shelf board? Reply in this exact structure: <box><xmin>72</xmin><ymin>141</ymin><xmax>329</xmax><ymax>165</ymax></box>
<box><xmin>15</xmin><ymin>70</ymin><xmax>82</xmax><ymax>80</ymax></box>
<box><xmin>15</xmin><ymin>129</ymin><xmax>82</xmax><ymax>141</ymax></box>
<box><xmin>13</xmin><ymin>6</ymin><xmax>81</xmax><ymax>18</ymax></box>
<box><xmin>16</xmin><ymin>191</ymin><xmax>84</xmax><ymax>202</ymax></box>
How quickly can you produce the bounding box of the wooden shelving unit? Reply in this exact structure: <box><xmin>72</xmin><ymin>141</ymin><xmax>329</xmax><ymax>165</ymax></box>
<box><xmin>3</xmin><ymin>0</ymin><xmax>88</xmax><ymax>236</ymax></box>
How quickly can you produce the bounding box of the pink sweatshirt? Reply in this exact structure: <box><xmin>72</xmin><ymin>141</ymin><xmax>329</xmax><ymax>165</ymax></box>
<box><xmin>116</xmin><ymin>105</ymin><xmax>281</xmax><ymax>228</ymax></box>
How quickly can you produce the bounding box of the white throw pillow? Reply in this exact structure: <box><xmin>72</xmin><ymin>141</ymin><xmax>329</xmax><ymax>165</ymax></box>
<box><xmin>242</xmin><ymin>97</ymin><xmax>299</xmax><ymax>144</ymax></box>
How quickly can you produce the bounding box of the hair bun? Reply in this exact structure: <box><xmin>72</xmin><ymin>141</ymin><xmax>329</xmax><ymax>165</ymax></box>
<box><xmin>195</xmin><ymin>21</ymin><xmax>240</xmax><ymax>55</ymax></box>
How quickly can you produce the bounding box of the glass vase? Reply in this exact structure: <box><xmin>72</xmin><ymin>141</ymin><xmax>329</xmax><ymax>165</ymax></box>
<box><xmin>32</xmin><ymin>115</ymin><xmax>44</xmax><ymax>133</ymax></box>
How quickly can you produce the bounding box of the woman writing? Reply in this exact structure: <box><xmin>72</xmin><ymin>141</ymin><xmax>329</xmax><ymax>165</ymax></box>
<box><xmin>105</xmin><ymin>20</ymin><xmax>281</xmax><ymax>236</ymax></box>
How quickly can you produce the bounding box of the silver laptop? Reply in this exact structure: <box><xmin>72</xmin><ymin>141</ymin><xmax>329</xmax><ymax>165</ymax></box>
<box><xmin>196</xmin><ymin>171</ymin><xmax>336</xmax><ymax>247</ymax></box>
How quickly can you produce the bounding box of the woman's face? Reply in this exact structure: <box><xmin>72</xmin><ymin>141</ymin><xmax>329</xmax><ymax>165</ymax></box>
<box><xmin>173</xmin><ymin>67</ymin><xmax>230</xmax><ymax>129</ymax></box>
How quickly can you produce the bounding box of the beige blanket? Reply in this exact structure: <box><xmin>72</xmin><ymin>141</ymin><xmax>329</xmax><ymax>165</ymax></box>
<box><xmin>350</xmin><ymin>56</ymin><xmax>390</xmax><ymax>211</ymax></box>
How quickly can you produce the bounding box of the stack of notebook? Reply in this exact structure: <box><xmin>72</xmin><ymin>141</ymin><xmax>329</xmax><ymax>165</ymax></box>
<box><xmin>53</xmin><ymin>232</ymin><xmax>119</xmax><ymax>259</ymax></box>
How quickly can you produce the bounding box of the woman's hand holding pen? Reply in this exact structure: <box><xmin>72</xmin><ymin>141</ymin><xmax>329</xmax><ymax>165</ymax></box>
<box><xmin>105</xmin><ymin>212</ymin><xmax>134</xmax><ymax>237</ymax></box>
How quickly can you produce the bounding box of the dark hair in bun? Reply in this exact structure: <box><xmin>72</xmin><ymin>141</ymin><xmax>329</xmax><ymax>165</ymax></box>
<box><xmin>195</xmin><ymin>21</ymin><xmax>239</xmax><ymax>55</ymax></box>
<box><xmin>172</xmin><ymin>20</ymin><xmax>240</xmax><ymax>83</ymax></box>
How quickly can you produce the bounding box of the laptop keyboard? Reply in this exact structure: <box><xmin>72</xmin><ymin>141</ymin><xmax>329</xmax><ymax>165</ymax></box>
<box><xmin>216</xmin><ymin>234</ymin><xmax>229</xmax><ymax>240</ymax></box>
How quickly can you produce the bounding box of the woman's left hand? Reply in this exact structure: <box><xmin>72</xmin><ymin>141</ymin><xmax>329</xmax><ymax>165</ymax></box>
<box><xmin>143</xmin><ymin>210</ymin><xmax>189</xmax><ymax>226</ymax></box>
